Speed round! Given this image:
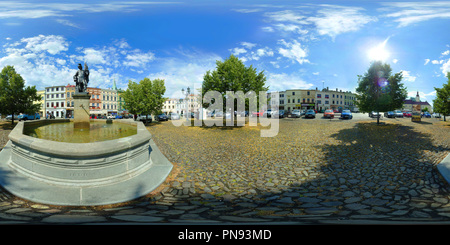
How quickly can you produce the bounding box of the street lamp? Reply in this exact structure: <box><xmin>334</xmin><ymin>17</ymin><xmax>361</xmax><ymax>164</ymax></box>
<box><xmin>181</xmin><ymin>87</ymin><xmax>190</xmax><ymax>120</ymax></box>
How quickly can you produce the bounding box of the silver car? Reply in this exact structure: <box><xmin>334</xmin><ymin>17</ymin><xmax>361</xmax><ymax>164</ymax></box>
<box><xmin>291</xmin><ymin>109</ymin><xmax>301</xmax><ymax>118</ymax></box>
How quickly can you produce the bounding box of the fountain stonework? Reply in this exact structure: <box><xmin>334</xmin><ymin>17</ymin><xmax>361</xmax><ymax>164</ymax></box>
<box><xmin>0</xmin><ymin>63</ymin><xmax>173</xmax><ymax>206</ymax></box>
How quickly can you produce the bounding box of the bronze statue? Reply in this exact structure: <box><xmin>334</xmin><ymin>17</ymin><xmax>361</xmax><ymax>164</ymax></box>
<box><xmin>74</xmin><ymin>62</ymin><xmax>89</xmax><ymax>93</ymax></box>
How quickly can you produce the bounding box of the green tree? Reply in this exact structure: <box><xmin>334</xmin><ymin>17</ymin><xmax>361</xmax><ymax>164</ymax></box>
<box><xmin>0</xmin><ymin>66</ymin><xmax>41</xmax><ymax>124</ymax></box>
<box><xmin>202</xmin><ymin>55</ymin><xmax>268</xmax><ymax>118</ymax></box>
<box><xmin>355</xmin><ymin>61</ymin><xmax>407</xmax><ymax>125</ymax></box>
<box><xmin>433</xmin><ymin>72</ymin><xmax>450</xmax><ymax>121</ymax></box>
<box><xmin>122</xmin><ymin>77</ymin><xmax>166</xmax><ymax>124</ymax></box>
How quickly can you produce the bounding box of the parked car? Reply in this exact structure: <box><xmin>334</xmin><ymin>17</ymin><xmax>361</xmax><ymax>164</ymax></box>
<box><xmin>394</xmin><ymin>110</ymin><xmax>403</xmax><ymax>118</ymax></box>
<box><xmin>263</xmin><ymin>109</ymin><xmax>272</xmax><ymax>118</ymax></box>
<box><xmin>98</xmin><ymin>115</ymin><xmax>107</xmax><ymax>119</ymax></box>
<box><xmin>137</xmin><ymin>114</ymin><xmax>152</xmax><ymax>123</ymax></box>
<box><xmin>156</xmin><ymin>113</ymin><xmax>168</xmax><ymax>121</ymax></box>
<box><xmin>6</xmin><ymin>114</ymin><xmax>19</xmax><ymax>121</ymax></box>
<box><xmin>272</xmin><ymin>110</ymin><xmax>285</xmax><ymax>118</ymax></box>
<box><xmin>18</xmin><ymin>113</ymin><xmax>40</xmax><ymax>121</ymax></box>
<box><xmin>384</xmin><ymin>111</ymin><xmax>395</xmax><ymax>118</ymax></box>
<box><xmin>291</xmin><ymin>109</ymin><xmax>301</xmax><ymax>118</ymax></box>
<box><xmin>168</xmin><ymin>113</ymin><xmax>180</xmax><ymax>120</ymax></box>
<box><xmin>432</xmin><ymin>113</ymin><xmax>441</xmax><ymax>118</ymax></box>
<box><xmin>340</xmin><ymin>110</ymin><xmax>353</xmax><ymax>119</ymax></box>
<box><xmin>107</xmin><ymin>115</ymin><xmax>115</xmax><ymax>119</ymax></box>
<box><xmin>115</xmin><ymin>115</ymin><xmax>123</xmax><ymax>119</ymax></box>
<box><xmin>240</xmin><ymin>111</ymin><xmax>249</xmax><ymax>117</ymax></box>
<box><xmin>324</xmin><ymin>109</ymin><xmax>335</xmax><ymax>119</ymax></box>
<box><xmin>251</xmin><ymin>111</ymin><xmax>264</xmax><ymax>117</ymax></box>
<box><xmin>403</xmin><ymin>111</ymin><xmax>412</xmax><ymax>117</ymax></box>
<box><xmin>422</xmin><ymin>112</ymin><xmax>431</xmax><ymax>118</ymax></box>
<box><xmin>304</xmin><ymin>109</ymin><xmax>316</xmax><ymax>118</ymax></box>
<box><xmin>370</xmin><ymin>111</ymin><xmax>381</xmax><ymax>118</ymax></box>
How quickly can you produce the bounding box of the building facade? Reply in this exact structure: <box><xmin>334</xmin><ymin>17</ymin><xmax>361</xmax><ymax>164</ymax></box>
<box><xmin>401</xmin><ymin>91</ymin><xmax>433</xmax><ymax>112</ymax></box>
<box><xmin>44</xmin><ymin>85</ymin><xmax>66</xmax><ymax>118</ymax></box>
<box><xmin>87</xmin><ymin>87</ymin><xmax>102</xmax><ymax>116</ymax></box>
<box><xmin>101</xmin><ymin>88</ymin><xmax>118</xmax><ymax>116</ymax></box>
<box><xmin>35</xmin><ymin>90</ymin><xmax>45</xmax><ymax>116</ymax></box>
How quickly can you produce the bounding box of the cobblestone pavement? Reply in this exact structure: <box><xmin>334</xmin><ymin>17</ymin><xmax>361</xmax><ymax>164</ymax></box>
<box><xmin>0</xmin><ymin>116</ymin><xmax>449</xmax><ymax>225</ymax></box>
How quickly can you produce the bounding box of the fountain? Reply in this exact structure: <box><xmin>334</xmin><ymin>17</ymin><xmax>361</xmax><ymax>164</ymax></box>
<box><xmin>0</xmin><ymin>63</ymin><xmax>173</xmax><ymax>206</ymax></box>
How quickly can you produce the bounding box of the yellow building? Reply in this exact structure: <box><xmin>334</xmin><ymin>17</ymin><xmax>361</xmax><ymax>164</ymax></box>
<box><xmin>35</xmin><ymin>90</ymin><xmax>45</xmax><ymax>116</ymax></box>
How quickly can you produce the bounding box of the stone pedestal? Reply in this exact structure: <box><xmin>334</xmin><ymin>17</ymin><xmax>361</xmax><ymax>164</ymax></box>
<box><xmin>73</xmin><ymin>93</ymin><xmax>91</xmax><ymax>129</ymax></box>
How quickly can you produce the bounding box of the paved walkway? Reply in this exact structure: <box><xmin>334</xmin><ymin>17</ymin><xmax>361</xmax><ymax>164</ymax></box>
<box><xmin>0</xmin><ymin>117</ymin><xmax>450</xmax><ymax>225</ymax></box>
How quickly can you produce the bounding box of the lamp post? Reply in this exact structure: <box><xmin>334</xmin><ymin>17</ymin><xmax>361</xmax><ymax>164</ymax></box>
<box><xmin>181</xmin><ymin>87</ymin><xmax>190</xmax><ymax>121</ymax></box>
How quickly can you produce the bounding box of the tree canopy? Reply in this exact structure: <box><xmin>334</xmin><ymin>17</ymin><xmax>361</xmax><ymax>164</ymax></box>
<box><xmin>122</xmin><ymin>77</ymin><xmax>166</xmax><ymax>122</ymax></box>
<box><xmin>0</xmin><ymin>65</ymin><xmax>41</xmax><ymax>124</ymax></box>
<box><xmin>355</xmin><ymin>61</ymin><xmax>407</xmax><ymax>124</ymax></box>
<box><xmin>433</xmin><ymin>72</ymin><xmax>450</xmax><ymax>121</ymax></box>
<box><xmin>201</xmin><ymin>54</ymin><xmax>268</xmax><ymax>114</ymax></box>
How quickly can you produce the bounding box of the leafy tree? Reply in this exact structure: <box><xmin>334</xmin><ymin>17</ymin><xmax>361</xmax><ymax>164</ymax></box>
<box><xmin>355</xmin><ymin>61</ymin><xmax>407</xmax><ymax>124</ymax></box>
<box><xmin>0</xmin><ymin>65</ymin><xmax>41</xmax><ymax>124</ymax></box>
<box><xmin>433</xmin><ymin>72</ymin><xmax>450</xmax><ymax>121</ymax></box>
<box><xmin>202</xmin><ymin>55</ymin><xmax>268</xmax><ymax>120</ymax></box>
<box><xmin>122</xmin><ymin>77</ymin><xmax>166</xmax><ymax>124</ymax></box>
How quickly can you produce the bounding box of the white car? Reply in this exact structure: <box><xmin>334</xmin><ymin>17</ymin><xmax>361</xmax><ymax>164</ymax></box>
<box><xmin>394</xmin><ymin>110</ymin><xmax>403</xmax><ymax>118</ymax></box>
<box><xmin>291</xmin><ymin>109</ymin><xmax>301</xmax><ymax>118</ymax></box>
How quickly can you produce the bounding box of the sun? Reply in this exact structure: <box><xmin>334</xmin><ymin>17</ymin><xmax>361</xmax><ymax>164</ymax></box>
<box><xmin>367</xmin><ymin>38</ymin><xmax>390</xmax><ymax>62</ymax></box>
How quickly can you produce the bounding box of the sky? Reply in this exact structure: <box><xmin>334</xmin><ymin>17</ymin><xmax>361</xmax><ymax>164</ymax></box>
<box><xmin>0</xmin><ymin>1</ymin><xmax>449</xmax><ymax>106</ymax></box>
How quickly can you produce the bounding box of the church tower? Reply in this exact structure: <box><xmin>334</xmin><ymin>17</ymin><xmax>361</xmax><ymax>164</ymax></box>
<box><xmin>415</xmin><ymin>91</ymin><xmax>420</xmax><ymax>102</ymax></box>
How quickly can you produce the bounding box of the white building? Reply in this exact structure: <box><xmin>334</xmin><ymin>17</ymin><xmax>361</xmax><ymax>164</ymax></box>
<box><xmin>101</xmin><ymin>88</ymin><xmax>118</xmax><ymax>116</ymax></box>
<box><xmin>162</xmin><ymin>98</ymin><xmax>178</xmax><ymax>115</ymax></box>
<box><xmin>45</xmin><ymin>85</ymin><xmax>66</xmax><ymax>118</ymax></box>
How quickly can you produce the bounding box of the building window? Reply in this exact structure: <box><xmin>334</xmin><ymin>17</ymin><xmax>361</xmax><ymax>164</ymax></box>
<box><xmin>307</xmin><ymin>91</ymin><xmax>310</xmax><ymax>95</ymax></box>
<box><xmin>325</xmin><ymin>101</ymin><xmax>329</xmax><ymax>104</ymax></box>
<box><xmin>317</xmin><ymin>94</ymin><xmax>321</xmax><ymax>98</ymax></box>
<box><xmin>317</xmin><ymin>100</ymin><xmax>321</xmax><ymax>104</ymax></box>
<box><xmin>292</xmin><ymin>92</ymin><xmax>295</xmax><ymax>95</ymax></box>
<box><xmin>325</xmin><ymin>94</ymin><xmax>329</xmax><ymax>99</ymax></box>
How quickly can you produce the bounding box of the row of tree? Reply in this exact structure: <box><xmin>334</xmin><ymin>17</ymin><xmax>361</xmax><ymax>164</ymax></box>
<box><xmin>0</xmin><ymin>57</ymin><xmax>449</xmax><ymax>126</ymax></box>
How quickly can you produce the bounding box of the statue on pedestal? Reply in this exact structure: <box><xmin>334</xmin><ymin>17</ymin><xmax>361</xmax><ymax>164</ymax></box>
<box><xmin>73</xmin><ymin>62</ymin><xmax>89</xmax><ymax>93</ymax></box>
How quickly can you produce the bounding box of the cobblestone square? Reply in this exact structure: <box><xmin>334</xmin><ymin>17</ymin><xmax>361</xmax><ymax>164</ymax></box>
<box><xmin>0</xmin><ymin>116</ymin><xmax>449</xmax><ymax>224</ymax></box>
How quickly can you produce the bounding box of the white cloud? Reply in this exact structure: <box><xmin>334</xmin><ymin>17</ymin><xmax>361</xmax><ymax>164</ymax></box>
<box><xmin>21</xmin><ymin>35</ymin><xmax>68</xmax><ymax>55</ymax></box>
<box><xmin>261</xmin><ymin>26</ymin><xmax>274</xmax><ymax>32</ymax></box>
<box><xmin>0</xmin><ymin>35</ymin><xmax>154</xmax><ymax>89</ymax></box>
<box><xmin>442</xmin><ymin>50</ymin><xmax>450</xmax><ymax>56</ymax></box>
<box><xmin>424</xmin><ymin>59</ymin><xmax>430</xmax><ymax>65</ymax></box>
<box><xmin>308</xmin><ymin>5</ymin><xmax>377</xmax><ymax>40</ymax></box>
<box><xmin>400</xmin><ymin>70</ymin><xmax>416</xmax><ymax>82</ymax></box>
<box><xmin>147</xmin><ymin>51</ymin><xmax>221</xmax><ymax>98</ymax></box>
<box><xmin>277</xmin><ymin>39</ymin><xmax>309</xmax><ymax>65</ymax></box>
<box><xmin>381</xmin><ymin>2</ymin><xmax>450</xmax><ymax>27</ymax></box>
<box><xmin>123</xmin><ymin>50</ymin><xmax>155</xmax><ymax>68</ymax></box>
<box><xmin>230</xmin><ymin>47</ymin><xmax>247</xmax><ymax>56</ymax></box>
<box><xmin>266</xmin><ymin>72</ymin><xmax>314</xmax><ymax>92</ymax></box>
<box><xmin>392</xmin><ymin>59</ymin><xmax>398</xmax><ymax>64</ymax></box>
<box><xmin>262</xmin><ymin>5</ymin><xmax>376</xmax><ymax>41</ymax></box>
<box><xmin>431</xmin><ymin>60</ymin><xmax>441</xmax><ymax>64</ymax></box>
<box><xmin>240</xmin><ymin>42</ymin><xmax>257</xmax><ymax>49</ymax></box>
<box><xmin>441</xmin><ymin>59</ymin><xmax>450</xmax><ymax>75</ymax></box>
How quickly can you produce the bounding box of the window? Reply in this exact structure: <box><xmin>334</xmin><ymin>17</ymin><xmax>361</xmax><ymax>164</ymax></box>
<box><xmin>56</xmin><ymin>87</ymin><xmax>58</xmax><ymax>91</ymax></box>
<box><xmin>303</xmin><ymin>98</ymin><xmax>305</xmax><ymax>103</ymax></box>
<box><xmin>288</xmin><ymin>99</ymin><xmax>290</xmax><ymax>103</ymax></box>
<box><xmin>307</xmin><ymin>91</ymin><xmax>310</xmax><ymax>95</ymax></box>
<box><xmin>71</xmin><ymin>101</ymin><xmax>74</xmax><ymax>107</ymax></box>
<box><xmin>56</xmin><ymin>94</ymin><xmax>59</xmax><ymax>98</ymax></box>
<box><xmin>67</xmin><ymin>92</ymin><xmax>70</xmax><ymax>98</ymax></box>
<box><xmin>312</xmin><ymin>99</ymin><xmax>314</xmax><ymax>103</ymax></box>
<box><xmin>292</xmin><ymin>92</ymin><xmax>295</xmax><ymax>95</ymax></box>
<box><xmin>317</xmin><ymin>100</ymin><xmax>321</xmax><ymax>104</ymax></box>
<box><xmin>61</xmin><ymin>93</ymin><xmax>64</xmax><ymax>98</ymax></box>
<box><xmin>47</xmin><ymin>94</ymin><xmax>49</xmax><ymax>99</ymax></box>
<box><xmin>325</xmin><ymin>101</ymin><xmax>329</xmax><ymax>104</ymax></box>
<box><xmin>307</xmin><ymin>98</ymin><xmax>310</xmax><ymax>102</ymax></box>
<box><xmin>317</xmin><ymin>94</ymin><xmax>321</xmax><ymax>98</ymax></box>
<box><xmin>47</xmin><ymin>103</ymin><xmax>49</xmax><ymax>107</ymax></box>
<box><xmin>325</xmin><ymin>94</ymin><xmax>329</xmax><ymax>99</ymax></box>
<box><xmin>332</xmin><ymin>94</ymin><xmax>335</xmax><ymax>98</ymax></box>
<box><xmin>298</xmin><ymin>99</ymin><xmax>301</xmax><ymax>103</ymax></box>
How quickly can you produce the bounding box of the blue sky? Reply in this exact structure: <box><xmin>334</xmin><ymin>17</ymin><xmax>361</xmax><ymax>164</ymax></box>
<box><xmin>0</xmin><ymin>1</ymin><xmax>449</xmax><ymax>105</ymax></box>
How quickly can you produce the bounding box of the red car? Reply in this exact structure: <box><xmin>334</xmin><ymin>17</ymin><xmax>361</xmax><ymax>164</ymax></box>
<box><xmin>251</xmin><ymin>111</ymin><xmax>264</xmax><ymax>117</ymax></box>
<box><xmin>324</xmin><ymin>109</ymin><xmax>335</xmax><ymax>119</ymax></box>
<box><xmin>403</xmin><ymin>111</ymin><xmax>412</xmax><ymax>117</ymax></box>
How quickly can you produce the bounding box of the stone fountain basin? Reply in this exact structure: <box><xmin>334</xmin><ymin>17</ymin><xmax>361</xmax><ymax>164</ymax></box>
<box><xmin>0</xmin><ymin>119</ymin><xmax>173</xmax><ymax>206</ymax></box>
